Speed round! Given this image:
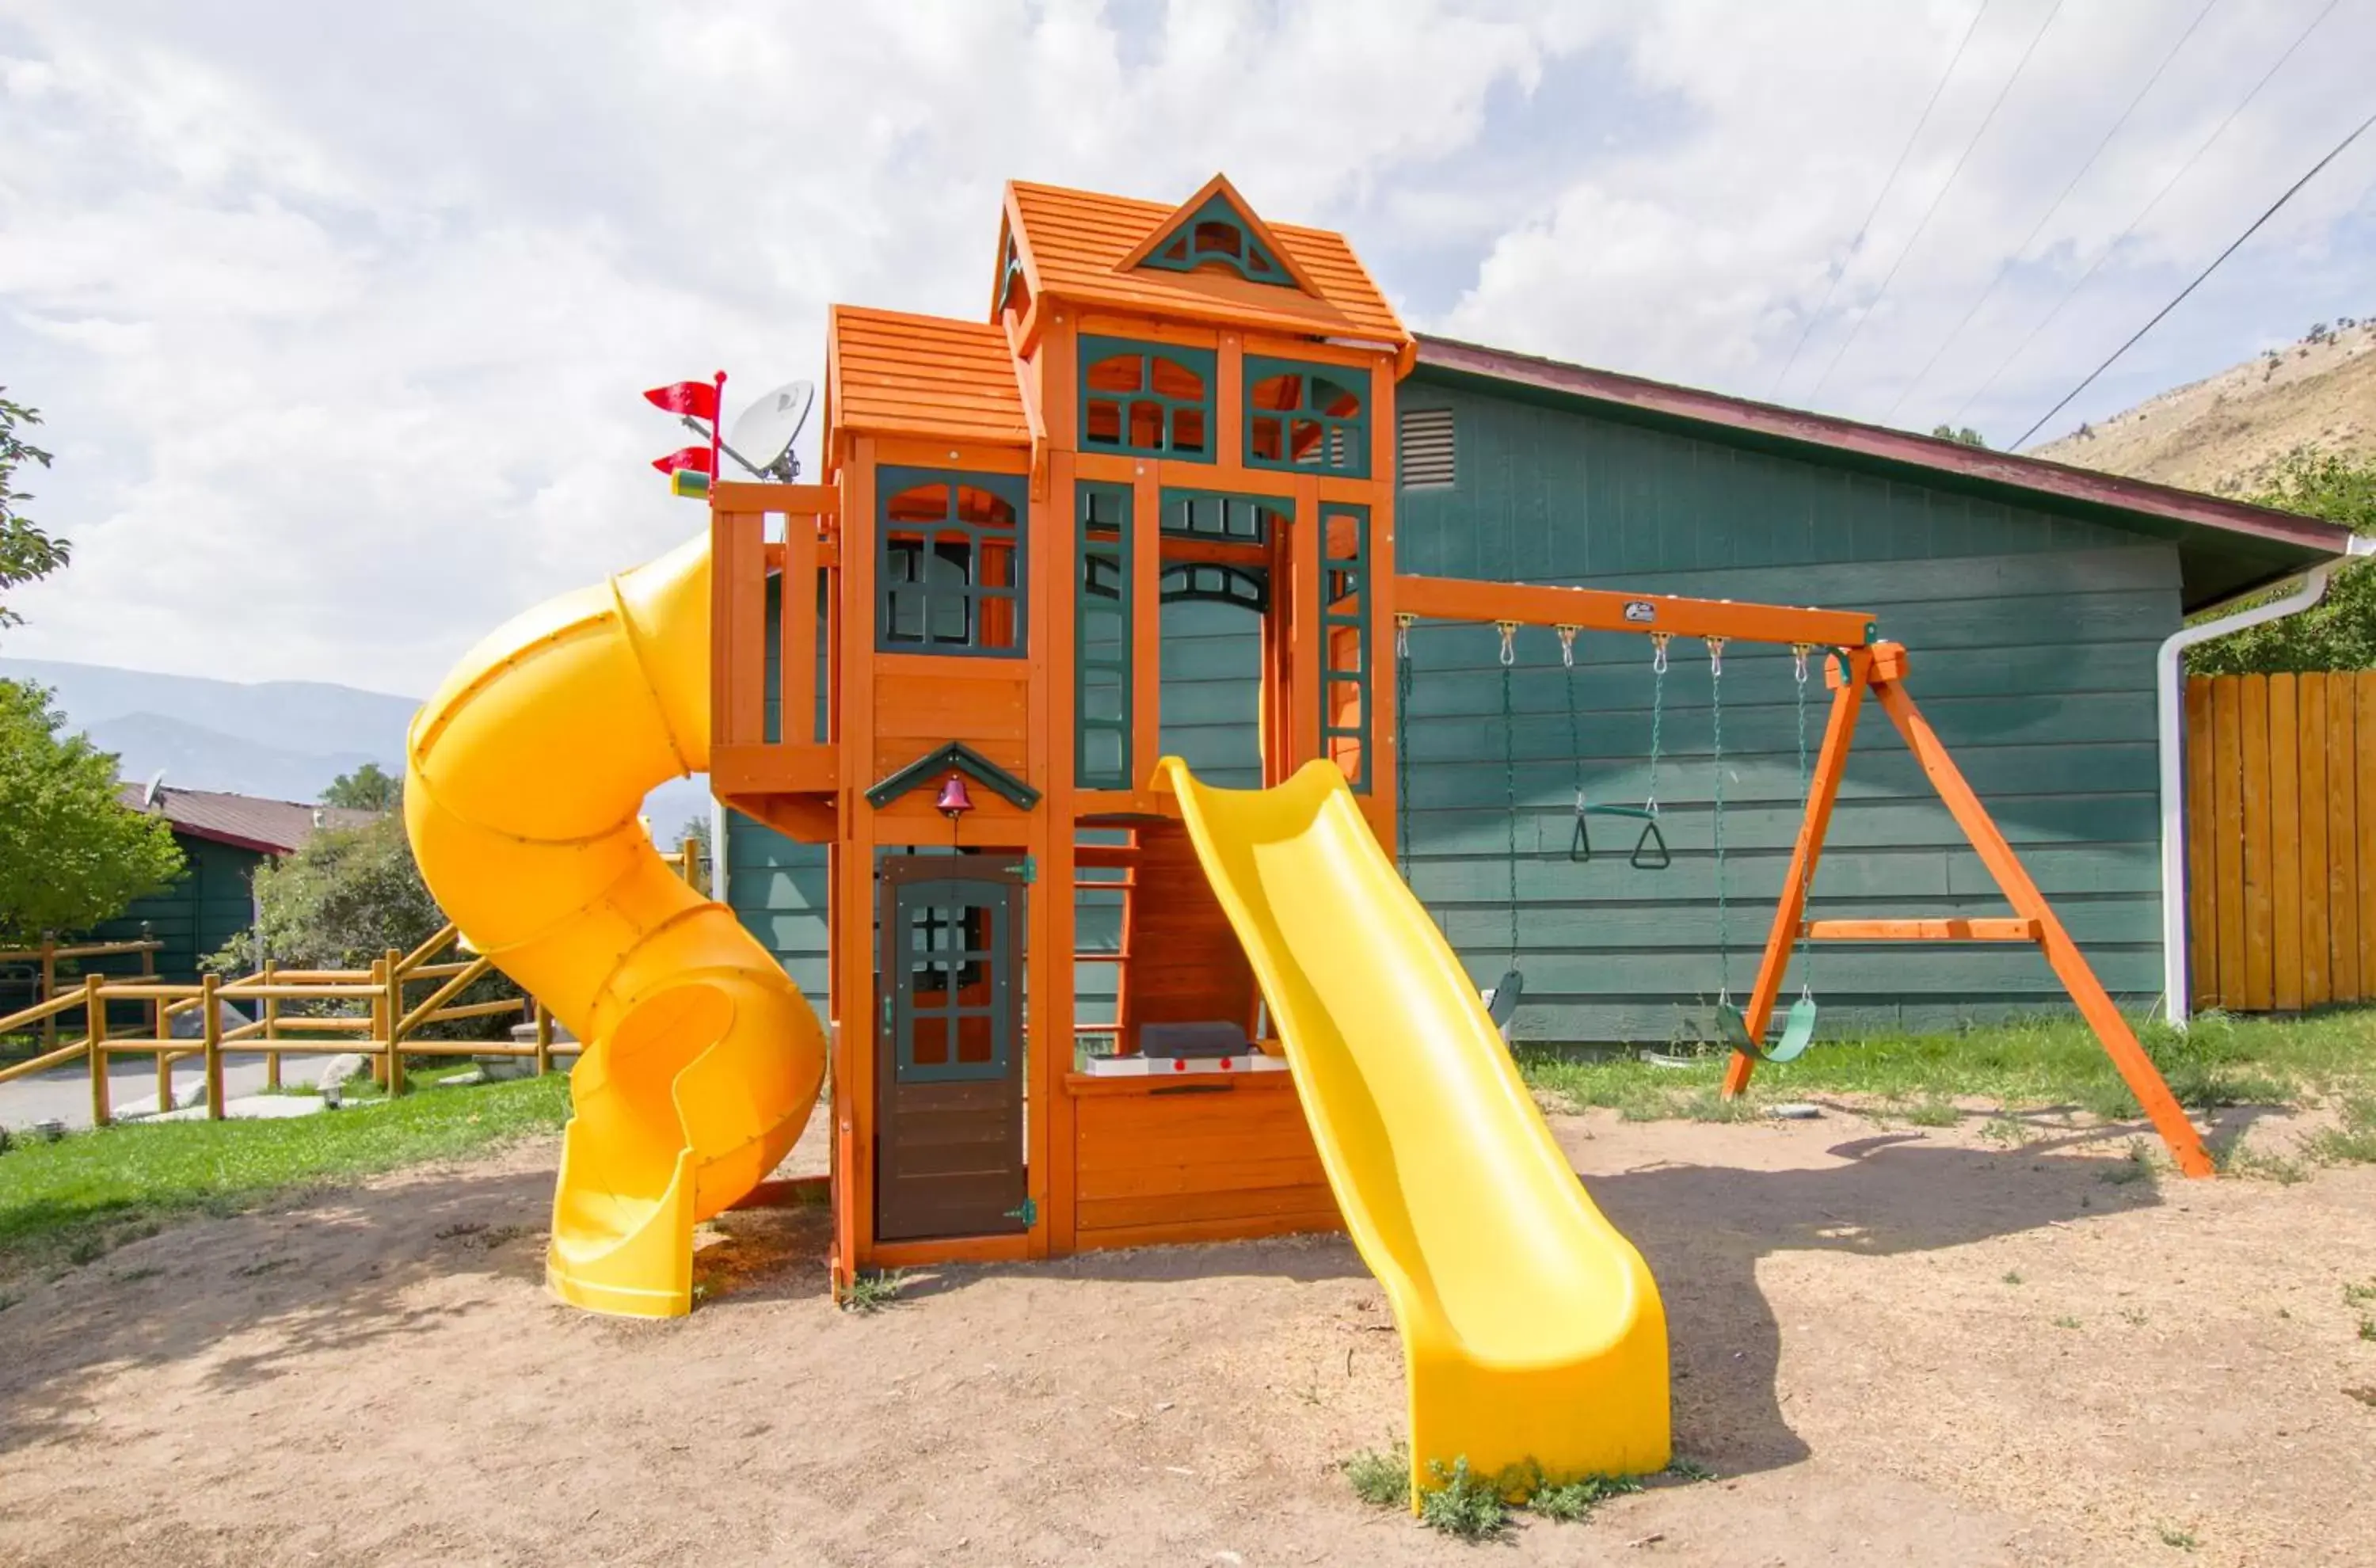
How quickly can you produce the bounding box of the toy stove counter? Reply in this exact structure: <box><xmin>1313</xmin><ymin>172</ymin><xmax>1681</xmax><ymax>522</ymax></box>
<box><xmin>1075</xmin><ymin>1049</ymin><xmax>1290</xmax><ymax>1079</ymax></box>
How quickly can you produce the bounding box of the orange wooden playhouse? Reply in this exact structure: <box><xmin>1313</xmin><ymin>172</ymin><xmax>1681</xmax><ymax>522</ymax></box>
<box><xmin>699</xmin><ymin>175</ymin><xmax>2214</xmax><ymax>1288</ymax></box>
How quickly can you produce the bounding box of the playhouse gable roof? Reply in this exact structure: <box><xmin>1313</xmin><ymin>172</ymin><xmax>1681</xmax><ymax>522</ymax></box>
<box><xmin>828</xmin><ymin>304</ymin><xmax>1030</xmax><ymax>447</ymax></box>
<box><xmin>997</xmin><ymin>177</ymin><xmax>1408</xmax><ymax>351</ymax></box>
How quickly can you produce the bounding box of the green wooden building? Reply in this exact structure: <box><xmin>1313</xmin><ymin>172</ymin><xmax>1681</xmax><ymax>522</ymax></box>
<box><xmin>722</xmin><ymin>336</ymin><xmax>2351</xmax><ymax>1043</ymax></box>
<box><xmin>93</xmin><ymin>785</ymin><xmax>379</xmax><ymax>983</ymax></box>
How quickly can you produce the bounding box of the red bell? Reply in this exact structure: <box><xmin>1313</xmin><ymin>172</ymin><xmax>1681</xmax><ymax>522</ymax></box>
<box><xmin>934</xmin><ymin>771</ymin><xmax>974</xmax><ymax>820</ymax></box>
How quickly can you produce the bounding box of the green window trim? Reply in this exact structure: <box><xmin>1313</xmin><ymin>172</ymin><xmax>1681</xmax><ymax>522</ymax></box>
<box><xmin>1319</xmin><ymin>502</ymin><xmax>1372</xmax><ymax>792</ymax></box>
<box><xmin>1076</xmin><ymin>481</ymin><xmax>1133</xmax><ymax>790</ymax></box>
<box><xmin>1137</xmin><ymin>194</ymin><xmax>1297</xmax><ymax>288</ymax></box>
<box><xmin>1079</xmin><ymin>335</ymin><xmax>1215</xmax><ymax>462</ymax></box>
<box><xmin>1243</xmin><ymin>355</ymin><xmax>1369</xmax><ymax>478</ymax></box>
<box><xmin>892</xmin><ymin>877</ymin><xmax>1016</xmax><ymax>1084</ymax></box>
<box><xmin>1159</xmin><ymin>488</ymin><xmax>1281</xmax><ymax>545</ymax></box>
<box><xmin>875</xmin><ymin>466</ymin><xmax>1028</xmax><ymax>658</ymax></box>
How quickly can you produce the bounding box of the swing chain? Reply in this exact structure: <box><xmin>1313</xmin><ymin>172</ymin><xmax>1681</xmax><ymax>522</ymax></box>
<box><xmin>1395</xmin><ymin>617</ymin><xmax>1415</xmax><ymax>881</ymax></box>
<box><xmin>1498</xmin><ymin>629</ymin><xmax>1521</xmax><ymax>966</ymax></box>
<box><xmin>1644</xmin><ymin>634</ymin><xmax>1669</xmax><ymax>814</ymax></box>
<box><xmin>1710</xmin><ymin>636</ymin><xmax>1728</xmax><ymax>1006</ymax></box>
<box><xmin>1792</xmin><ymin>643</ymin><xmax>1816</xmax><ymax>1002</ymax></box>
<box><xmin>1557</xmin><ymin>626</ymin><xmax>1584</xmax><ymax>813</ymax></box>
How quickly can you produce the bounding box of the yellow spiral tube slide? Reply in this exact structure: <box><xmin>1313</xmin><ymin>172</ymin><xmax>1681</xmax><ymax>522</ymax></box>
<box><xmin>404</xmin><ymin>532</ymin><xmax>824</xmax><ymax>1318</ymax></box>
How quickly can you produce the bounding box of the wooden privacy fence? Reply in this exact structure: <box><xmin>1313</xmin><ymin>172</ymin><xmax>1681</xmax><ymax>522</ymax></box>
<box><xmin>2186</xmin><ymin>671</ymin><xmax>2376</xmax><ymax>1013</ymax></box>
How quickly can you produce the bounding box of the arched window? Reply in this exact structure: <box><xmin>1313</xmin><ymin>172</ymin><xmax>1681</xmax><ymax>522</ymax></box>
<box><xmin>1243</xmin><ymin>358</ymin><xmax>1369</xmax><ymax>478</ymax></box>
<box><xmin>1139</xmin><ymin>196</ymin><xmax>1296</xmax><ymax>288</ymax></box>
<box><xmin>878</xmin><ymin>469</ymin><xmax>1026</xmax><ymax>657</ymax></box>
<box><xmin>1078</xmin><ymin>337</ymin><xmax>1213</xmax><ymax>460</ymax></box>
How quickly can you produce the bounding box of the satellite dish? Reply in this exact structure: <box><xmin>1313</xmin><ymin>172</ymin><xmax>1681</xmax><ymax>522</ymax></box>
<box><xmin>142</xmin><ymin>769</ymin><xmax>166</xmax><ymax>808</ymax></box>
<box><xmin>725</xmin><ymin>379</ymin><xmax>815</xmax><ymax>481</ymax></box>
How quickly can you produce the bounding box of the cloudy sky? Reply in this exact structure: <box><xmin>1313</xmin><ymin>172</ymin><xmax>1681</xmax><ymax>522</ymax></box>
<box><xmin>3</xmin><ymin>0</ymin><xmax>2372</xmax><ymax>696</ymax></box>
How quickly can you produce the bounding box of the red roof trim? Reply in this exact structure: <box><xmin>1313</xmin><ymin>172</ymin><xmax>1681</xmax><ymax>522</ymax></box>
<box><xmin>1414</xmin><ymin>334</ymin><xmax>2357</xmax><ymax>559</ymax></box>
<box><xmin>166</xmin><ymin>823</ymin><xmax>291</xmax><ymax>856</ymax></box>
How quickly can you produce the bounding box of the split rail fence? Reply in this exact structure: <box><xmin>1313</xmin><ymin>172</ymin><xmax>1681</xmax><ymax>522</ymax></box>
<box><xmin>0</xmin><ymin>836</ymin><xmax>707</xmax><ymax>1123</ymax></box>
<box><xmin>2185</xmin><ymin>671</ymin><xmax>2376</xmax><ymax>1013</ymax></box>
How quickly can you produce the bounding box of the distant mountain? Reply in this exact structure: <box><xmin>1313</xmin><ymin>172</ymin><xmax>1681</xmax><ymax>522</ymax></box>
<box><xmin>86</xmin><ymin>711</ymin><xmax>382</xmax><ymax>805</ymax></box>
<box><xmin>2029</xmin><ymin>320</ymin><xmax>2376</xmax><ymax>495</ymax></box>
<box><xmin>0</xmin><ymin>656</ymin><xmax>420</xmax><ymax>758</ymax></box>
<box><xmin>1</xmin><ymin>655</ymin><xmax>714</xmax><ymax>835</ymax></box>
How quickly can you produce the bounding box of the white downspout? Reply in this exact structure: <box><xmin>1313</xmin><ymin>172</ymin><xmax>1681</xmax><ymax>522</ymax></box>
<box><xmin>2158</xmin><ymin>538</ymin><xmax>2372</xmax><ymax>1024</ymax></box>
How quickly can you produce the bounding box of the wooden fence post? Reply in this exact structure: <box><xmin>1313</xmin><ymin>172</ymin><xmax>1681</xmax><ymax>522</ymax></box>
<box><xmin>84</xmin><ymin>972</ymin><xmax>109</xmax><ymax>1128</ymax></box>
<box><xmin>384</xmin><ymin>947</ymin><xmax>407</xmax><ymax>1097</ymax></box>
<box><xmin>201</xmin><ymin>972</ymin><xmax>225</xmax><ymax>1119</ymax></box>
<box><xmin>153</xmin><ymin>976</ymin><xmax>173</xmax><ymax>1113</ymax></box>
<box><xmin>370</xmin><ymin>957</ymin><xmax>390</xmax><ymax>1086</ymax></box>
<box><xmin>534</xmin><ymin>1002</ymin><xmax>554</xmax><ymax>1076</ymax></box>
<box><xmin>682</xmin><ymin>835</ymin><xmax>703</xmax><ymax>896</ymax></box>
<box><xmin>262</xmin><ymin>959</ymin><xmax>281</xmax><ymax>1091</ymax></box>
<box><xmin>139</xmin><ymin>926</ymin><xmax>157</xmax><ymax>1039</ymax></box>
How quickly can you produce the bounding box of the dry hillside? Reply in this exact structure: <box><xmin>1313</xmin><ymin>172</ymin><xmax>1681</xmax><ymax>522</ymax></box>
<box><xmin>2028</xmin><ymin>318</ymin><xmax>2376</xmax><ymax>495</ymax></box>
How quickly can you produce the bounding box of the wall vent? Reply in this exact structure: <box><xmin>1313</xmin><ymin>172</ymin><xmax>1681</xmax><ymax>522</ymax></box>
<box><xmin>1398</xmin><ymin>405</ymin><xmax>1456</xmax><ymax>489</ymax></box>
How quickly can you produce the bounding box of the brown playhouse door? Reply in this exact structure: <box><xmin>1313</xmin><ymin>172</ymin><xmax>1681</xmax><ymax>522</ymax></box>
<box><xmin>874</xmin><ymin>858</ymin><xmax>1028</xmax><ymax>1243</ymax></box>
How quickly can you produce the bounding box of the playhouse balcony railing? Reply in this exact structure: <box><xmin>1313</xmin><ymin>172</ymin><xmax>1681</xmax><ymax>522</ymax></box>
<box><xmin>709</xmin><ymin>481</ymin><xmax>840</xmax><ymax>802</ymax></box>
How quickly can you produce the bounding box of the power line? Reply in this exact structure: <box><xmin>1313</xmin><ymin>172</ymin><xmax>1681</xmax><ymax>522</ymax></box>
<box><xmin>1769</xmin><ymin>0</ymin><xmax>1993</xmax><ymax>398</ymax></box>
<box><xmin>1805</xmin><ymin>0</ymin><xmax>2068</xmax><ymax>404</ymax></box>
<box><xmin>1948</xmin><ymin>0</ymin><xmax>2344</xmax><ymax>432</ymax></box>
<box><xmin>1883</xmin><ymin>0</ymin><xmax>2222</xmax><ymax>424</ymax></box>
<box><xmin>2012</xmin><ymin>105</ymin><xmax>2376</xmax><ymax>448</ymax></box>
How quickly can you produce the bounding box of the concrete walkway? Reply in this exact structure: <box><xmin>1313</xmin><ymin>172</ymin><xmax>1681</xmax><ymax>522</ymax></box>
<box><xmin>0</xmin><ymin>1052</ymin><xmax>333</xmax><ymax>1132</ymax></box>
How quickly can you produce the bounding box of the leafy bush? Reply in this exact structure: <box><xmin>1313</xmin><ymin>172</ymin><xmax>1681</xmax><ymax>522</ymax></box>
<box><xmin>2190</xmin><ymin>449</ymin><xmax>2375</xmax><ymax>675</ymax></box>
<box><xmin>1343</xmin><ymin>1444</ymin><xmax>1411</xmax><ymax>1509</ymax></box>
<box><xmin>0</xmin><ymin>679</ymin><xmax>184</xmax><ymax>943</ymax></box>
<box><xmin>1418</xmin><ymin>1458</ymin><xmax>1506</xmax><ymax>1539</ymax></box>
<box><xmin>211</xmin><ymin>814</ymin><xmax>520</xmax><ymax>1038</ymax></box>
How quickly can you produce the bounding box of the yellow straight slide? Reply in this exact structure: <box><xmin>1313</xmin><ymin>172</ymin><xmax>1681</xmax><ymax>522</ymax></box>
<box><xmin>1158</xmin><ymin>757</ymin><xmax>1669</xmax><ymax>1494</ymax></box>
<box><xmin>406</xmin><ymin>532</ymin><xmax>824</xmax><ymax>1319</ymax></box>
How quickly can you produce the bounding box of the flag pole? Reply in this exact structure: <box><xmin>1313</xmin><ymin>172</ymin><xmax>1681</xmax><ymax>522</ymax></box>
<box><xmin>709</xmin><ymin>370</ymin><xmax>726</xmax><ymax>484</ymax></box>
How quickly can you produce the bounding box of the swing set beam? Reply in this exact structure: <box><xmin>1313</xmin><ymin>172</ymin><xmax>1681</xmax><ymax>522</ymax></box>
<box><xmin>1384</xmin><ymin>573</ymin><xmax>2216</xmax><ymax>1180</ymax></box>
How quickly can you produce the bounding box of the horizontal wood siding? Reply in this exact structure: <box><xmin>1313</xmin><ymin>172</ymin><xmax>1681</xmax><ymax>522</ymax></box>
<box><xmin>1072</xmin><ymin>1079</ymin><xmax>1341</xmax><ymax>1247</ymax></box>
<box><xmin>1392</xmin><ymin>380</ymin><xmax>2180</xmax><ymax>1040</ymax></box>
<box><xmin>91</xmin><ymin>835</ymin><xmax>264</xmax><ymax>984</ymax></box>
<box><xmin>722</xmin><ymin>813</ymin><xmax>831</xmax><ymax>1020</ymax></box>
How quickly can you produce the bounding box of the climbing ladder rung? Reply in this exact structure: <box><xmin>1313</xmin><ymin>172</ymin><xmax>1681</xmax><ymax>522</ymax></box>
<box><xmin>1800</xmin><ymin>918</ymin><xmax>2041</xmax><ymax>942</ymax></box>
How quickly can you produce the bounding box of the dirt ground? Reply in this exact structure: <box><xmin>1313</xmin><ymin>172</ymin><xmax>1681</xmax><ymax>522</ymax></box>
<box><xmin>4</xmin><ymin>1104</ymin><xmax>2374</xmax><ymax>1567</ymax></box>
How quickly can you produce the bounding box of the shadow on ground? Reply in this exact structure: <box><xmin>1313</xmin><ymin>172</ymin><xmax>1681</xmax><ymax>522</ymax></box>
<box><xmin>2</xmin><ymin>1108</ymin><xmax>2256</xmax><ymax>1485</ymax></box>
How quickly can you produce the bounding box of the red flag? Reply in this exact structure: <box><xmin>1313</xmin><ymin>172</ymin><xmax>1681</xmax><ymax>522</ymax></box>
<box><xmin>650</xmin><ymin>445</ymin><xmax>714</xmax><ymax>477</ymax></box>
<box><xmin>643</xmin><ymin>380</ymin><xmax>719</xmax><ymax>421</ymax></box>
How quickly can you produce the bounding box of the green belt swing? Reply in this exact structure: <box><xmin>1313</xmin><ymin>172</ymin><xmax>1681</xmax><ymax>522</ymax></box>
<box><xmin>1712</xmin><ymin>639</ymin><xmax>1821</xmax><ymax>1064</ymax></box>
<box><xmin>1566</xmin><ymin>630</ymin><xmax>1671</xmax><ymax>870</ymax></box>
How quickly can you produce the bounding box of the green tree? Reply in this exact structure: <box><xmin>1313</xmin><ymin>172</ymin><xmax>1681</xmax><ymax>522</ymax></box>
<box><xmin>0</xmin><ymin>680</ymin><xmax>184</xmax><ymax>943</ymax></box>
<box><xmin>2189</xmin><ymin>449</ymin><xmax>2376</xmax><ymax>674</ymax></box>
<box><xmin>218</xmin><ymin>813</ymin><xmax>520</xmax><ymax>1037</ymax></box>
<box><xmin>1930</xmin><ymin>424</ymin><xmax>1988</xmax><ymax>448</ymax></box>
<box><xmin>322</xmin><ymin>760</ymin><xmax>402</xmax><ymax>812</ymax></box>
<box><xmin>1</xmin><ymin>390</ymin><xmax>67</xmax><ymax>628</ymax></box>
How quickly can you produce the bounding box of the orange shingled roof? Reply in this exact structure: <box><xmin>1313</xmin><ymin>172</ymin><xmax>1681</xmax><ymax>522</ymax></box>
<box><xmin>828</xmin><ymin>305</ymin><xmax>1030</xmax><ymax>446</ymax></box>
<box><xmin>1001</xmin><ymin>179</ymin><xmax>1408</xmax><ymax>348</ymax></box>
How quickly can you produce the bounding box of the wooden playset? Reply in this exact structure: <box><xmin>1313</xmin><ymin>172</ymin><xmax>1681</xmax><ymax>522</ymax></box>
<box><xmin>691</xmin><ymin>174</ymin><xmax>2214</xmax><ymax>1290</ymax></box>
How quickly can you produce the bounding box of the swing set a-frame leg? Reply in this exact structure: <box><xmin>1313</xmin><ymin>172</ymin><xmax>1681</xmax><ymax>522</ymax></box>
<box><xmin>1723</xmin><ymin>643</ymin><xmax>2215</xmax><ymax>1179</ymax></box>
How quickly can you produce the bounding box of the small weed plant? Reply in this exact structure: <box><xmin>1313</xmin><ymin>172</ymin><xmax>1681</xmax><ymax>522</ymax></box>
<box><xmin>1664</xmin><ymin>1456</ymin><xmax>1716</xmax><ymax>1482</ymax></box>
<box><xmin>1418</xmin><ymin>1458</ymin><xmax>1506</xmax><ymax>1540</ymax></box>
<box><xmin>1532</xmin><ymin>1472</ymin><xmax>1642</xmax><ymax>1523</ymax></box>
<box><xmin>1342</xmin><ymin>1444</ymin><xmax>1409</xmax><ymax>1509</ymax></box>
<box><xmin>1903</xmin><ymin>1097</ymin><xmax>1959</xmax><ymax>1128</ymax></box>
<box><xmin>2311</xmin><ymin>1096</ymin><xmax>2376</xmax><ymax>1166</ymax></box>
<box><xmin>2159</xmin><ymin>1524</ymin><xmax>2199</xmax><ymax>1551</ymax></box>
<box><xmin>840</xmin><ymin>1269</ymin><xmax>906</xmax><ymax>1313</ymax></box>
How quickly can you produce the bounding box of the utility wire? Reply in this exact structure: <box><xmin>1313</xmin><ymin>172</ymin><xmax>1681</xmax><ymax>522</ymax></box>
<box><xmin>1883</xmin><ymin>0</ymin><xmax>2222</xmax><ymax>424</ymax></box>
<box><xmin>1806</xmin><ymin>0</ymin><xmax>2067</xmax><ymax>404</ymax></box>
<box><xmin>1769</xmin><ymin>0</ymin><xmax>1993</xmax><ymax>398</ymax></box>
<box><xmin>2012</xmin><ymin>104</ymin><xmax>2376</xmax><ymax>448</ymax></box>
<box><xmin>1949</xmin><ymin>0</ymin><xmax>2343</xmax><ymax>432</ymax></box>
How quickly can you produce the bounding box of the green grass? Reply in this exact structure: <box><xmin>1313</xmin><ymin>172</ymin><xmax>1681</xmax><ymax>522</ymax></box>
<box><xmin>1515</xmin><ymin>1007</ymin><xmax>2376</xmax><ymax>1126</ymax></box>
<box><xmin>0</xmin><ymin>1074</ymin><xmax>570</xmax><ymax>1274</ymax></box>
<box><xmin>1532</xmin><ymin>1471</ymin><xmax>1643</xmax><ymax>1523</ymax></box>
<box><xmin>2309</xmin><ymin>1095</ymin><xmax>2376</xmax><ymax>1165</ymax></box>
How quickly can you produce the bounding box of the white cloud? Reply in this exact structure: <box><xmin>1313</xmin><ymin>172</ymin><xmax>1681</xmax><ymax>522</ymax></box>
<box><xmin>1</xmin><ymin>0</ymin><xmax>2369</xmax><ymax>694</ymax></box>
